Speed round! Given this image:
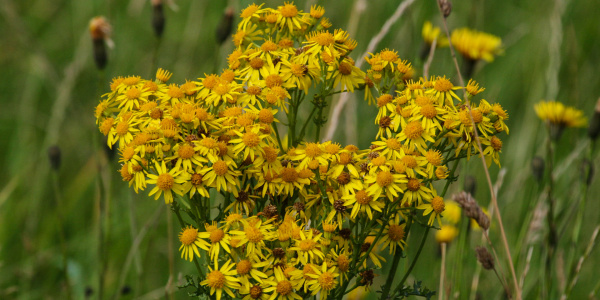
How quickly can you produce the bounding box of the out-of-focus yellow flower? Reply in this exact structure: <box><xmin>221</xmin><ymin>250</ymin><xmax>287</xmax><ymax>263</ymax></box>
<box><xmin>436</xmin><ymin>225</ymin><xmax>459</xmax><ymax>243</ymax></box>
<box><xmin>451</xmin><ymin>27</ymin><xmax>502</xmax><ymax>62</ymax></box>
<box><xmin>422</xmin><ymin>21</ymin><xmax>449</xmax><ymax>47</ymax></box>
<box><xmin>535</xmin><ymin>100</ymin><xmax>587</xmax><ymax>128</ymax></box>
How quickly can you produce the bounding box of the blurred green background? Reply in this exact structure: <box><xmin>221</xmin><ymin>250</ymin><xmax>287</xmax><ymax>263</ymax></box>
<box><xmin>1</xmin><ymin>0</ymin><xmax>599</xmax><ymax>299</ymax></box>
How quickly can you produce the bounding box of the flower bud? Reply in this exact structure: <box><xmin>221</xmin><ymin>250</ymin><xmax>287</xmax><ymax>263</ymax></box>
<box><xmin>438</xmin><ymin>0</ymin><xmax>452</xmax><ymax>18</ymax></box>
<box><xmin>531</xmin><ymin>156</ymin><xmax>545</xmax><ymax>182</ymax></box>
<box><xmin>152</xmin><ymin>0</ymin><xmax>165</xmax><ymax>37</ymax></box>
<box><xmin>89</xmin><ymin>17</ymin><xmax>111</xmax><ymax>70</ymax></box>
<box><xmin>588</xmin><ymin>98</ymin><xmax>600</xmax><ymax>140</ymax></box>
<box><xmin>47</xmin><ymin>145</ymin><xmax>61</xmax><ymax>171</ymax></box>
<box><xmin>464</xmin><ymin>175</ymin><xmax>477</xmax><ymax>196</ymax></box>
<box><xmin>216</xmin><ymin>7</ymin><xmax>234</xmax><ymax>46</ymax></box>
<box><xmin>581</xmin><ymin>159</ymin><xmax>594</xmax><ymax>186</ymax></box>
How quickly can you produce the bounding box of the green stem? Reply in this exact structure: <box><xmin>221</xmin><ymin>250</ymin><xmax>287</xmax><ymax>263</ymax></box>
<box><xmin>394</xmin><ymin>227</ymin><xmax>431</xmax><ymax>295</ymax></box>
<box><xmin>380</xmin><ymin>213</ymin><xmax>413</xmax><ymax>299</ymax></box>
<box><xmin>545</xmin><ymin>135</ymin><xmax>557</xmax><ymax>299</ymax></box>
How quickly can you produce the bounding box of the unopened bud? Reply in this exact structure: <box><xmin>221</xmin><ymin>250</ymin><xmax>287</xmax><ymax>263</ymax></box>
<box><xmin>89</xmin><ymin>17</ymin><xmax>111</xmax><ymax>70</ymax></box>
<box><xmin>475</xmin><ymin>246</ymin><xmax>495</xmax><ymax>270</ymax></box>
<box><xmin>438</xmin><ymin>0</ymin><xmax>452</xmax><ymax>18</ymax></box>
<box><xmin>152</xmin><ymin>0</ymin><xmax>165</xmax><ymax>37</ymax></box>
<box><xmin>531</xmin><ymin>156</ymin><xmax>545</xmax><ymax>182</ymax></box>
<box><xmin>47</xmin><ymin>145</ymin><xmax>61</xmax><ymax>171</ymax></box>
<box><xmin>588</xmin><ymin>98</ymin><xmax>600</xmax><ymax>140</ymax></box>
<box><xmin>464</xmin><ymin>175</ymin><xmax>477</xmax><ymax>196</ymax></box>
<box><xmin>216</xmin><ymin>7</ymin><xmax>234</xmax><ymax>45</ymax></box>
<box><xmin>581</xmin><ymin>159</ymin><xmax>594</xmax><ymax>186</ymax></box>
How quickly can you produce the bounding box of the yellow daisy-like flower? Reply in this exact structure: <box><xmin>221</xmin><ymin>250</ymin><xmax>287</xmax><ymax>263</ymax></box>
<box><xmin>328</xmin><ymin>58</ymin><xmax>365</xmax><ymax>93</ymax></box>
<box><xmin>198</xmin><ymin>224</ymin><xmax>232</xmax><ymax>264</ymax></box>
<box><xmin>343</xmin><ymin>189</ymin><xmax>384</xmax><ymax>220</ymax></box>
<box><xmin>235</xmin><ymin>259</ymin><xmax>269</xmax><ymax>290</ymax></box>
<box><xmin>534</xmin><ymin>100</ymin><xmax>587</xmax><ymax>128</ymax></box>
<box><xmin>426</xmin><ymin>75</ymin><xmax>462</xmax><ymax>105</ymax></box>
<box><xmin>417</xmin><ymin>195</ymin><xmax>446</xmax><ymax>227</ymax></box>
<box><xmin>364</xmin><ymin>169</ymin><xmax>406</xmax><ymax>201</ymax></box>
<box><xmin>201</xmin><ymin>159</ymin><xmax>241</xmax><ymax>195</ymax></box>
<box><xmin>178</xmin><ymin>225</ymin><xmax>209</xmax><ymax>261</ymax></box>
<box><xmin>240</xmin><ymin>282</ymin><xmax>272</xmax><ymax>300</ymax></box>
<box><xmin>182</xmin><ymin>165</ymin><xmax>210</xmax><ymax>198</ymax></box>
<box><xmin>289</xmin><ymin>229</ymin><xmax>324</xmax><ymax>265</ymax></box>
<box><xmin>276</xmin><ymin>2</ymin><xmax>308</xmax><ymax>34</ymax></box>
<box><xmin>378</xmin><ymin>214</ymin><xmax>407</xmax><ymax>254</ymax></box>
<box><xmin>422</xmin><ymin>21</ymin><xmax>449</xmax><ymax>47</ymax></box>
<box><xmin>238</xmin><ymin>3</ymin><xmax>265</xmax><ymax>30</ymax></box>
<box><xmin>451</xmin><ymin>27</ymin><xmax>502</xmax><ymax>62</ymax></box>
<box><xmin>146</xmin><ymin>161</ymin><xmax>188</xmax><ymax>204</ymax></box>
<box><xmin>441</xmin><ymin>200</ymin><xmax>462</xmax><ymax>224</ymax></box>
<box><xmin>402</xmin><ymin>178</ymin><xmax>433</xmax><ymax>205</ymax></box>
<box><xmin>306</xmin><ymin>262</ymin><xmax>339</xmax><ymax>299</ymax></box>
<box><xmin>230</xmin><ymin>126</ymin><xmax>270</xmax><ymax>161</ymax></box>
<box><xmin>264</xmin><ymin>268</ymin><xmax>303</xmax><ymax>300</ymax></box>
<box><xmin>435</xmin><ymin>225</ymin><xmax>458</xmax><ymax>244</ymax></box>
<box><xmin>230</xmin><ymin>217</ymin><xmax>276</xmax><ymax>258</ymax></box>
<box><xmin>200</xmin><ymin>259</ymin><xmax>241</xmax><ymax>300</ymax></box>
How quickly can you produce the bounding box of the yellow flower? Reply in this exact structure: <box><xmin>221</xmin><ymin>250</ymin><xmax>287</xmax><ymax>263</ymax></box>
<box><xmin>451</xmin><ymin>27</ymin><xmax>502</xmax><ymax>62</ymax></box>
<box><xmin>201</xmin><ymin>159</ymin><xmax>241</xmax><ymax>195</ymax></box>
<box><xmin>422</xmin><ymin>21</ymin><xmax>449</xmax><ymax>47</ymax></box>
<box><xmin>378</xmin><ymin>214</ymin><xmax>407</xmax><ymax>254</ymax></box>
<box><xmin>441</xmin><ymin>200</ymin><xmax>461</xmax><ymax>224</ymax></box>
<box><xmin>435</xmin><ymin>225</ymin><xmax>458</xmax><ymax>243</ymax></box>
<box><xmin>275</xmin><ymin>2</ymin><xmax>308</xmax><ymax>34</ymax></box>
<box><xmin>146</xmin><ymin>161</ymin><xmax>188</xmax><ymax>204</ymax></box>
<box><xmin>343</xmin><ymin>189</ymin><xmax>384</xmax><ymax>220</ymax></box>
<box><xmin>230</xmin><ymin>217</ymin><xmax>276</xmax><ymax>258</ymax></box>
<box><xmin>178</xmin><ymin>225</ymin><xmax>209</xmax><ymax>261</ymax></box>
<box><xmin>264</xmin><ymin>268</ymin><xmax>303</xmax><ymax>300</ymax></box>
<box><xmin>364</xmin><ymin>169</ymin><xmax>406</xmax><ymax>201</ymax></box>
<box><xmin>535</xmin><ymin>100</ymin><xmax>587</xmax><ymax>128</ymax></box>
<box><xmin>306</xmin><ymin>262</ymin><xmax>339</xmax><ymax>299</ymax></box>
<box><xmin>200</xmin><ymin>259</ymin><xmax>241</xmax><ymax>300</ymax></box>
<box><xmin>289</xmin><ymin>229</ymin><xmax>324</xmax><ymax>265</ymax></box>
<box><xmin>417</xmin><ymin>195</ymin><xmax>446</xmax><ymax>227</ymax></box>
<box><xmin>328</xmin><ymin>58</ymin><xmax>365</xmax><ymax>93</ymax></box>
<box><xmin>198</xmin><ymin>224</ymin><xmax>232</xmax><ymax>265</ymax></box>
<box><xmin>235</xmin><ymin>259</ymin><xmax>269</xmax><ymax>290</ymax></box>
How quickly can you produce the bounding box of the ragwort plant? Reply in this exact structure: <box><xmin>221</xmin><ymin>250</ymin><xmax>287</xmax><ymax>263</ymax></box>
<box><xmin>94</xmin><ymin>3</ymin><xmax>510</xmax><ymax>299</ymax></box>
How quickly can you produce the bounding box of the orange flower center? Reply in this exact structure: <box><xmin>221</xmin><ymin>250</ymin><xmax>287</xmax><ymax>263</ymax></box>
<box><xmin>242</xmin><ymin>132</ymin><xmax>260</xmax><ymax>147</ymax></box>
<box><xmin>432</xmin><ymin>196</ymin><xmax>445</xmax><ymax>214</ymax></box>
<box><xmin>404</xmin><ymin>121</ymin><xmax>424</xmax><ymax>139</ymax></box>
<box><xmin>212</xmin><ymin>161</ymin><xmax>229</xmax><ymax>176</ymax></box>
<box><xmin>179</xmin><ymin>226</ymin><xmax>198</xmax><ymax>245</ymax></box>
<box><xmin>376</xmin><ymin>171</ymin><xmax>393</xmax><ymax>187</ymax></box>
<box><xmin>207</xmin><ymin>270</ymin><xmax>225</xmax><ymax>289</ymax></box>
<box><xmin>388</xmin><ymin>224</ymin><xmax>405</xmax><ymax>241</ymax></box>
<box><xmin>157</xmin><ymin>173</ymin><xmax>174</xmax><ymax>191</ymax></box>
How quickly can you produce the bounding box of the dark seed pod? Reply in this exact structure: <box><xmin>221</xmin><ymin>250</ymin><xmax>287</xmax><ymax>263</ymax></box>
<box><xmin>475</xmin><ymin>246</ymin><xmax>494</xmax><ymax>270</ymax></box>
<box><xmin>438</xmin><ymin>0</ymin><xmax>452</xmax><ymax>18</ymax></box>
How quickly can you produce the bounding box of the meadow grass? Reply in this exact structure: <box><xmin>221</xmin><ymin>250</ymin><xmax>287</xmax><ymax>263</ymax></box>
<box><xmin>1</xmin><ymin>0</ymin><xmax>599</xmax><ymax>299</ymax></box>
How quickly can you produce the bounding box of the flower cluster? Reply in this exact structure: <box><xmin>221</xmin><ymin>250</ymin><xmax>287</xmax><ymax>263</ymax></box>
<box><xmin>94</xmin><ymin>3</ymin><xmax>510</xmax><ymax>299</ymax></box>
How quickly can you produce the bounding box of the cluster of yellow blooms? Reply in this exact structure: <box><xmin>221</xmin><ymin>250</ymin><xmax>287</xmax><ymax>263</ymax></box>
<box><xmin>94</xmin><ymin>3</ymin><xmax>509</xmax><ymax>299</ymax></box>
